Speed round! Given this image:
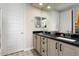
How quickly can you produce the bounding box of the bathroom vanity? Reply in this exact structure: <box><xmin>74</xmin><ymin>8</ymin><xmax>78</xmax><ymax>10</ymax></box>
<box><xmin>33</xmin><ymin>32</ymin><xmax>79</xmax><ymax>56</ymax></box>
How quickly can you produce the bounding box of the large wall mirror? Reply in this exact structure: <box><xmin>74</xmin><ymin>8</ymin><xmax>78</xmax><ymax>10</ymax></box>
<box><xmin>73</xmin><ymin>8</ymin><xmax>79</xmax><ymax>33</ymax></box>
<box><xmin>34</xmin><ymin>16</ymin><xmax>47</xmax><ymax>29</ymax></box>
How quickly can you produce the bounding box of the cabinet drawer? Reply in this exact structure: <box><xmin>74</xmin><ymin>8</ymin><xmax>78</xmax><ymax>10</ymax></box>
<box><xmin>41</xmin><ymin>38</ymin><xmax>47</xmax><ymax>43</ymax></box>
<box><xmin>41</xmin><ymin>41</ymin><xmax>47</xmax><ymax>49</ymax></box>
<box><xmin>41</xmin><ymin>40</ymin><xmax>47</xmax><ymax>45</ymax></box>
<box><xmin>41</xmin><ymin>37</ymin><xmax>47</xmax><ymax>42</ymax></box>
<box><xmin>41</xmin><ymin>48</ymin><xmax>47</xmax><ymax>56</ymax></box>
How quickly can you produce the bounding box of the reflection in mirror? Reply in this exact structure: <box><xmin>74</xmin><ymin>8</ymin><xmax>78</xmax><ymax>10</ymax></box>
<box><xmin>75</xmin><ymin>9</ymin><xmax>79</xmax><ymax>33</ymax></box>
<box><xmin>35</xmin><ymin>16</ymin><xmax>47</xmax><ymax>28</ymax></box>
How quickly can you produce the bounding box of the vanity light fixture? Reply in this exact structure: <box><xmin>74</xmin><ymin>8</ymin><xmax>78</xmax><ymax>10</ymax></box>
<box><xmin>39</xmin><ymin>3</ymin><xmax>43</xmax><ymax>6</ymax></box>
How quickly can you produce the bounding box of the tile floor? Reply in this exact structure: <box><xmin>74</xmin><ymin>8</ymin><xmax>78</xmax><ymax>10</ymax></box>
<box><xmin>6</xmin><ymin>49</ymin><xmax>40</xmax><ymax>56</ymax></box>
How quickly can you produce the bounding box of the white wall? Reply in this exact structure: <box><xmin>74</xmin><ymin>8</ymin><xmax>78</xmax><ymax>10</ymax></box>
<box><xmin>59</xmin><ymin>9</ymin><xmax>72</xmax><ymax>33</ymax></box>
<box><xmin>47</xmin><ymin>11</ymin><xmax>59</xmax><ymax>31</ymax></box>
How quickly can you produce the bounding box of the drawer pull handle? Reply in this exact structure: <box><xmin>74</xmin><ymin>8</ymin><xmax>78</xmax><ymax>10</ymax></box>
<box><xmin>43</xmin><ymin>38</ymin><xmax>45</xmax><ymax>40</ymax></box>
<box><xmin>43</xmin><ymin>50</ymin><xmax>45</xmax><ymax>52</ymax></box>
<box><xmin>60</xmin><ymin>44</ymin><xmax>62</xmax><ymax>51</ymax></box>
<box><xmin>56</xmin><ymin>43</ymin><xmax>58</xmax><ymax>49</ymax></box>
<box><xmin>43</xmin><ymin>42</ymin><xmax>45</xmax><ymax>44</ymax></box>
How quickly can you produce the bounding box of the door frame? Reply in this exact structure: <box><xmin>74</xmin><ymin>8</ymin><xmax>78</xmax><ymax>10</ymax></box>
<box><xmin>0</xmin><ymin>8</ymin><xmax>2</xmax><ymax>56</ymax></box>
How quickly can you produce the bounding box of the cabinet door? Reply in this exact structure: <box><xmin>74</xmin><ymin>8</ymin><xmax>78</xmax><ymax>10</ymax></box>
<box><xmin>59</xmin><ymin>42</ymin><xmax>76</xmax><ymax>56</ymax></box>
<box><xmin>48</xmin><ymin>39</ymin><xmax>59</xmax><ymax>56</ymax></box>
<box><xmin>33</xmin><ymin>34</ymin><xmax>37</xmax><ymax>49</ymax></box>
<box><xmin>75</xmin><ymin>47</ymin><xmax>79</xmax><ymax>56</ymax></box>
<box><xmin>36</xmin><ymin>35</ymin><xmax>41</xmax><ymax>53</ymax></box>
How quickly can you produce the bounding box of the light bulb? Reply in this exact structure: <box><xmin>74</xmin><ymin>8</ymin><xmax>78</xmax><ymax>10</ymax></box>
<box><xmin>47</xmin><ymin>6</ymin><xmax>51</xmax><ymax>9</ymax></box>
<box><xmin>39</xmin><ymin>3</ymin><xmax>43</xmax><ymax>6</ymax></box>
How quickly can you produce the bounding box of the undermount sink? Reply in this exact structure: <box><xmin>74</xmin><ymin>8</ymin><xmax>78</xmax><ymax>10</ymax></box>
<box><xmin>56</xmin><ymin>37</ymin><xmax>76</xmax><ymax>42</ymax></box>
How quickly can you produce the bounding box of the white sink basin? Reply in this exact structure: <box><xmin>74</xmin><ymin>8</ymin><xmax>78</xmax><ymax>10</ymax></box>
<box><xmin>56</xmin><ymin>37</ymin><xmax>76</xmax><ymax>42</ymax></box>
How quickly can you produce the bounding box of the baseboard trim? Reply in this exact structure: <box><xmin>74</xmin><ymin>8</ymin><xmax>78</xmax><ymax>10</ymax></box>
<box><xmin>24</xmin><ymin>47</ymin><xmax>33</xmax><ymax>51</ymax></box>
<box><xmin>4</xmin><ymin>50</ymin><xmax>24</xmax><ymax>56</ymax></box>
<box><xmin>1</xmin><ymin>47</ymin><xmax>34</xmax><ymax>56</ymax></box>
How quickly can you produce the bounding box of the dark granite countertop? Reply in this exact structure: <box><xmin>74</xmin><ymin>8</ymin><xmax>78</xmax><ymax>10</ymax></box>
<box><xmin>34</xmin><ymin>33</ymin><xmax>79</xmax><ymax>47</ymax></box>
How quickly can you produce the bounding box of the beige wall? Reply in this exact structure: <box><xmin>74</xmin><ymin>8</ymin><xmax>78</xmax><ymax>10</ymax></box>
<box><xmin>47</xmin><ymin>11</ymin><xmax>59</xmax><ymax>31</ymax></box>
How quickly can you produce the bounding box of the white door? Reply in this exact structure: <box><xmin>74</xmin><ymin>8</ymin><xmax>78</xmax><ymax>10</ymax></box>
<box><xmin>6</xmin><ymin>14</ymin><xmax>24</xmax><ymax>54</ymax></box>
<box><xmin>4</xmin><ymin>14</ymin><xmax>24</xmax><ymax>54</ymax></box>
<box><xmin>2</xmin><ymin>4</ymin><xmax>24</xmax><ymax>55</ymax></box>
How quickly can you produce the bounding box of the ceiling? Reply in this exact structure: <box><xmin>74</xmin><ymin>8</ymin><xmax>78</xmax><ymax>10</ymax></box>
<box><xmin>30</xmin><ymin>3</ymin><xmax>79</xmax><ymax>11</ymax></box>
